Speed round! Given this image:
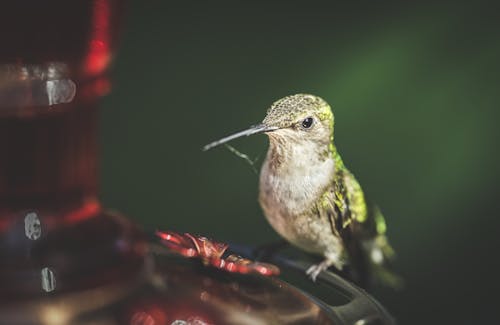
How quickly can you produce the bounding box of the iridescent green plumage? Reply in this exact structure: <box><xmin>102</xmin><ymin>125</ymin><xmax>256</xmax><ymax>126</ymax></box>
<box><xmin>316</xmin><ymin>150</ymin><xmax>398</xmax><ymax>286</ymax></box>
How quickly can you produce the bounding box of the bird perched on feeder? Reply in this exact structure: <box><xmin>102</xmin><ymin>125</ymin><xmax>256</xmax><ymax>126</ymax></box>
<box><xmin>204</xmin><ymin>94</ymin><xmax>398</xmax><ymax>286</ymax></box>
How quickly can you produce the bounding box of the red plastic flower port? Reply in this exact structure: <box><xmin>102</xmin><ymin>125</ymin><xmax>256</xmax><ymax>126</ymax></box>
<box><xmin>156</xmin><ymin>230</ymin><xmax>280</xmax><ymax>277</ymax></box>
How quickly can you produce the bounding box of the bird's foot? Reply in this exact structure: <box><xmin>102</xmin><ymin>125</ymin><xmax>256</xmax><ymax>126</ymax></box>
<box><xmin>306</xmin><ymin>259</ymin><xmax>333</xmax><ymax>282</ymax></box>
<box><xmin>306</xmin><ymin>255</ymin><xmax>344</xmax><ymax>282</ymax></box>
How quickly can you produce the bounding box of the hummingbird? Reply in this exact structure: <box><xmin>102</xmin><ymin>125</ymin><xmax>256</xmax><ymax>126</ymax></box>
<box><xmin>204</xmin><ymin>94</ymin><xmax>398</xmax><ymax>285</ymax></box>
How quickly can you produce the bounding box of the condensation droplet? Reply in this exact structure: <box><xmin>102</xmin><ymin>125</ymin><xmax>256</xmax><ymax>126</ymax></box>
<box><xmin>24</xmin><ymin>212</ymin><xmax>41</xmax><ymax>240</ymax></box>
<box><xmin>46</xmin><ymin>79</ymin><xmax>76</xmax><ymax>106</ymax></box>
<box><xmin>41</xmin><ymin>267</ymin><xmax>56</xmax><ymax>292</ymax></box>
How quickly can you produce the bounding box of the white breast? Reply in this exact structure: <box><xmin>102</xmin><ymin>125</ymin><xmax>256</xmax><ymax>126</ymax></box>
<box><xmin>259</xmin><ymin>138</ymin><xmax>335</xmax><ymax>243</ymax></box>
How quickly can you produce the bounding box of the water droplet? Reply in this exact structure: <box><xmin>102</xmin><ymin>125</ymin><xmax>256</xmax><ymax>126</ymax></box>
<box><xmin>46</xmin><ymin>79</ymin><xmax>76</xmax><ymax>106</ymax></box>
<box><xmin>41</xmin><ymin>267</ymin><xmax>56</xmax><ymax>292</ymax></box>
<box><xmin>24</xmin><ymin>212</ymin><xmax>41</xmax><ymax>240</ymax></box>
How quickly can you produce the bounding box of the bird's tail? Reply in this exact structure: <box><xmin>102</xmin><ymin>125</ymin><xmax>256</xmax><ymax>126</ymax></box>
<box><xmin>368</xmin><ymin>234</ymin><xmax>404</xmax><ymax>289</ymax></box>
<box><xmin>348</xmin><ymin>205</ymin><xmax>403</xmax><ymax>289</ymax></box>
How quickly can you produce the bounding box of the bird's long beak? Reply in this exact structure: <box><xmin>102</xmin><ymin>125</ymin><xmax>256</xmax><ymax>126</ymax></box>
<box><xmin>203</xmin><ymin>124</ymin><xmax>278</xmax><ymax>151</ymax></box>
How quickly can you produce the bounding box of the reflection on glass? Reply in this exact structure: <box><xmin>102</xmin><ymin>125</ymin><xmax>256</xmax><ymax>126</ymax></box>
<box><xmin>24</xmin><ymin>212</ymin><xmax>41</xmax><ymax>240</ymax></box>
<box><xmin>41</xmin><ymin>267</ymin><xmax>56</xmax><ymax>293</ymax></box>
<box><xmin>0</xmin><ymin>63</ymin><xmax>76</xmax><ymax>114</ymax></box>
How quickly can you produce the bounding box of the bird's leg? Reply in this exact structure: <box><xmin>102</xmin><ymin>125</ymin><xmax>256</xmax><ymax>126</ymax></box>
<box><xmin>306</xmin><ymin>254</ymin><xmax>343</xmax><ymax>282</ymax></box>
<box><xmin>306</xmin><ymin>259</ymin><xmax>332</xmax><ymax>281</ymax></box>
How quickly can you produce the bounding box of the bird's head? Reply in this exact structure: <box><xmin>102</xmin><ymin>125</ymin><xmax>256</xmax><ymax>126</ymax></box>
<box><xmin>203</xmin><ymin>94</ymin><xmax>334</xmax><ymax>151</ymax></box>
<box><xmin>261</xmin><ymin>94</ymin><xmax>334</xmax><ymax>146</ymax></box>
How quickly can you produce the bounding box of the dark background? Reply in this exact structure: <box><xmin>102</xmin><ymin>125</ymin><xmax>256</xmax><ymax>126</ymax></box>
<box><xmin>100</xmin><ymin>2</ymin><xmax>500</xmax><ymax>324</ymax></box>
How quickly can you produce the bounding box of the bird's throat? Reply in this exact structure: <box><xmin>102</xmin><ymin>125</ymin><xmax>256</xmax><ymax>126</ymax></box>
<box><xmin>260</xmin><ymin>135</ymin><xmax>335</xmax><ymax>216</ymax></box>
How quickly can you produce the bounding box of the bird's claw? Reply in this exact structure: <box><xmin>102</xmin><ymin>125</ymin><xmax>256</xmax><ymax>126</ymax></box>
<box><xmin>306</xmin><ymin>259</ymin><xmax>332</xmax><ymax>282</ymax></box>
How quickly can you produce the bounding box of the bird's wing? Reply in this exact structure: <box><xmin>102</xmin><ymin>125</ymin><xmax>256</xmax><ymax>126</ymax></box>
<box><xmin>324</xmin><ymin>169</ymin><xmax>363</xmax><ymax>225</ymax></box>
<box><xmin>335</xmin><ymin>169</ymin><xmax>394</xmax><ymax>251</ymax></box>
<box><xmin>339</xmin><ymin>169</ymin><xmax>367</xmax><ymax>230</ymax></box>
<box><xmin>316</xmin><ymin>168</ymin><xmax>357</xmax><ymax>240</ymax></box>
<box><xmin>341</xmin><ymin>169</ymin><xmax>401</xmax><ymax>287</ymax></box>
<box><xmin>317</xmin><ymin>168</ymin><xmax>400</xmax><ymax>287</ymax></box>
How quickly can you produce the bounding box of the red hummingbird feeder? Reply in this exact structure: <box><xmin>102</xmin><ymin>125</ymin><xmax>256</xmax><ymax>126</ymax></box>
<box><xmin>0</xmin><ymin>1</ymin><xmax>394</xmax><ymax>324</ymax></box>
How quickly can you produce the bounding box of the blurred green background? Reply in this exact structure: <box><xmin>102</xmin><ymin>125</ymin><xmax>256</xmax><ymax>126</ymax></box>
<box><xmin>100</xmin><ymin>1</ymin><xmax>499</xmax><ymax>324</ymax></box>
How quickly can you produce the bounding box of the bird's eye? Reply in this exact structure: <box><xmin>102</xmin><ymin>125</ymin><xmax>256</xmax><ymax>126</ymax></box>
<box><xmin>301</xmin><ymin>117</ymin><xmax>314</xmax><ymax>129</ymax></box>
